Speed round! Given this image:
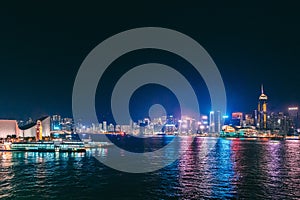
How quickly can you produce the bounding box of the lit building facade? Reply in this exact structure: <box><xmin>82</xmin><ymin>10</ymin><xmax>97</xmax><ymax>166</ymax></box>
<box><xmin>51</xmin><ymin>115</ymin><xmax>61</xmax><ymax>131</ymax></box>
<box><xmin>19</xmin><ymin>116</ymin><xmax>51</xmax><ymax>138</ymax></box>
<box><xmin>209</xmin><ymin>111</ymin><xmax>221</xmax><ymax>133</ymax></box>
<box><xmin>232</xmin><ymin>112</ymin><xmax>243</xmax><ymax>126</ymax></box>
<box><xmin>0</xmin><ymin>120</ymin><xmax>20</xmax><ymax>138</ymax></box>
<box><xmin>257</xmin><ymin>85</ymin><xmax>268</xmax><ymax>129</ymax></box>
<box><xmin>209</xmin><ymin>111</ymin><xmax>215</xmax><ymax>133</ymax></box>
<box><xmin>288</xmin><ymin>106</ymin><xmax>299</xmax><ymax>132</ymax></box>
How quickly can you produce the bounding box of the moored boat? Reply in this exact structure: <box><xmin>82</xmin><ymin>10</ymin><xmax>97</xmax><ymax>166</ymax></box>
<box><xmin>0</xmin><ymin>141</ymin><xmax>86</xmax><ymax>152</ymax></box>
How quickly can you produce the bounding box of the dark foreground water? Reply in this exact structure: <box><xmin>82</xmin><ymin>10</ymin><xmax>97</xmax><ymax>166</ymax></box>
<box><xmin>1</xmin><ymin>137</ymin><xmax>300</xmax><ymax>200</ymax></box>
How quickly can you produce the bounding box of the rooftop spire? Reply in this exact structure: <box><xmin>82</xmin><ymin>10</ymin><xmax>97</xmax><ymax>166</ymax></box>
<box><xmin>259</xmin><ymin>84</ymin><xmax>268</xmax><ymax>100</ymax></box>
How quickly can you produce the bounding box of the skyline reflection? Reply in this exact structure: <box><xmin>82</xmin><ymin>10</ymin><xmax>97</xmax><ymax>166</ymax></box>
<box><xmin>1</xmin><ymin>138</ymin><xmax>300</xmax><ymax>199</ymax></box>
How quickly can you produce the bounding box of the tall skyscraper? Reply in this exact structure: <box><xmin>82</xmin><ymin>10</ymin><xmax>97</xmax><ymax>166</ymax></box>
<box><xmin>209</xmin><ymin>111</ymin><xmax>221</xmax><ymax>133</ymax></box>
<box><xmin>215</xmin><ymin>111</ymin><xmax>221</xmax><ymax>133</ymax></box>
<box><xmin>103</xmin><ymin>121</ymin><xmax>107</xmax><ymax>132</ymax></box>
<box><xmin>288</xmin><ymin>106</ymin><xmax>299</xmax><ymax>131</ymax></box>
<box><xmin>257</xmin><ymin>85</ymin><xmax>268</xmax><ymax>129</ymax></box>
<box><xmin>209</xmin><ymin>111</ymin><xmax>215</xmax><ymax>133</ymax></box>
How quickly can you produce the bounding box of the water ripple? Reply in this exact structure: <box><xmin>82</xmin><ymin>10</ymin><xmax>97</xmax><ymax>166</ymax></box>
<box><xmin>0</xmin><ymin>138</ymin><xmax>300</xmax><ymax>199</ymax></box>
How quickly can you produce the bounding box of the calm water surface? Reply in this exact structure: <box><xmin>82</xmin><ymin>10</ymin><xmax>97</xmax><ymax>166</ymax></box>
<box><xmin>1</xmin><ymin>137</ymin><xmax>300</xmax><ymax>199</ymax></box>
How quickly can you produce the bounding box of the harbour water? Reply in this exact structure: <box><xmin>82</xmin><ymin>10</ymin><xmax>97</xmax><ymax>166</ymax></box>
<box><xmin>1</xmin><ymin>137</ymin><xmax>300</xmax><ymax>199</ymax></box>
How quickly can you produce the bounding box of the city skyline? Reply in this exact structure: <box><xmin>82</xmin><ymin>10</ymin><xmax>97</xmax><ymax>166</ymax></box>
<box><xmin>0</xmin><ymin>84</ymin><xmax>299</xmax><ymax>125</ymax></box>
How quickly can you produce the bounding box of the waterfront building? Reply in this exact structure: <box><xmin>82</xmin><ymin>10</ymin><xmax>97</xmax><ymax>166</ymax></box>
<box><xmin>108</xmin><ymin>123</ymin><xmax>115</xmax><ymax>132</ymax></box>
<box><xmin>257</xmin><ymin>85</ymin><xmax>268</xmax><ymax>129</ymax></box>
<box><xmin>232</xmin><ymin>112</ymin><xmax>243</xmax><ymax>127</ymax></box>
<box><xmin>103</xmin><ymin>121</ymin><xmax>107</xmax><ymax>132</ymax></box>
<box><xmin>19</xmin><ymin>116</ymin><xmax>51</xmax><ymax>138</ymax></box>
<box><xmin>61</xmin><ymin>118</ymin><xmax>73</xmax><ymax>132</ymax></box>
<box><xmin>179</xmin><ymin>116</ymin><xmax>195</xmax><ymax>134</ymax></box>
<box><xmin>0</xmin><ymin>117</ymin><xmax>50</xmax><ymax>139</ymax></box>
<box><xmin>215</xmin><ymin>111</ymin><xmax>221</xmax><ymax>133</ymax></box>
<box><xmin>253</xmin><ymin>110</ymin><xmax>258</xmax><ymax>127</ymax></box>
<box><xmin>288</xmin><ymin>106</ymin><xmax>299</xmax><ymax>132</ymax></box>
<box><xmin>268</xmin><ymin>112</ymin><xmax>294</xmax><ymax>135</ymax></box>
<box><xmin>209</xmin><ymin>111</ymin><xmax>215</xmax><ymax>133</ymax></box>
<box><xmin>209</xmin><ymin>111</ymin><xmax>221</xmax><ymax>133</ymax></box>
<box><xmin>197</xmin><ymin>115</ymin><xmax>209</xmax><ymax>133</ymax></box>
<box><xmin>51</xmin><ymin>115</ymin><xmax>61</xmax><ymax>131</ymax></box>
<box><xmin>244</xmin><ymin>114</ymin><xmax>254</xmax><ymax>126</ymax></box>
<box><xmin>0</xmin><ymin>120</ymin><xmax>20</xmax><ymax>138</ymax></box>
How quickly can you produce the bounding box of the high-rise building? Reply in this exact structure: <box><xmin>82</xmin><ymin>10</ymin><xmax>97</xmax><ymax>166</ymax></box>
<box><xmin>232</xmin><ymin>112</ymin><xmax>243</xmax><ymax>126</ymax></box>
<box><xmin>244</xmin><ymin>114</ymin><xmax>253</xmax><ymax>126</ymax></box>
<box><xmin>209</xmin><ymin>111</ymin><xmax>215</xmax><ymax>133</ymax></box>
<box><xmin>197</xmin><ymin>115</ymin><xmax>209</xmax><ymax>133</ymax></box>
<box><xmin>108</xmin><ymin>123</ymin><xmax>115</xmax><ymax>132</ymax></box>
<box><xmin>215</xmin><ymin>111</ymin><xmax>221</xmax><ymax>133</ymax></box>
<box><xmin>288</xmin><ymin>106</ymin><xmax>299</xmax><ymax>132</ymax></box>
<box><xmin>103</xmin><ymin>121</ymin><xmax>107</xmax><ymax>132</ymax></box>
<box><xmin>257</xmin><ymin>85</ymin><xmax>268</xmax><ymax>129</ymax></box>
<box><xmin>51</xmin><ymin>115</ymin><xmax>61</xmax><ymax>131</ymax></box>
<box><xmin>254</xmin><ymin>110</ymin><xmax>258</xmax><ymax>127</ymax></box>
<box><xmin>209</xmin><ymin>111</ymin><xmax>221</xmax><ymax>133</ymax></box>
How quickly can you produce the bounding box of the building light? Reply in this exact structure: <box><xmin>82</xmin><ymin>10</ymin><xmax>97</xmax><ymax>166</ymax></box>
<box><xmin>288</xmin><ymin>107</ymin><xmax>298</xmax><ymax>111</ymax></box>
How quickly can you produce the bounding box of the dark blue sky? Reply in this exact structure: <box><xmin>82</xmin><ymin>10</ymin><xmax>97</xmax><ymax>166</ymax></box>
<box><xmin>0</xmin><ymin>1</ymin><xmax>299</xmax><ymax>122</ymax></box>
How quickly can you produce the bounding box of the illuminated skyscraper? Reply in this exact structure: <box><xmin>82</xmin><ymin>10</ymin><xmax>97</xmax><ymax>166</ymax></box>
<box><xmin>103</xmin><ymin>121</ymin><xmax>107</xmax><ymax>132</ymax></box>
<box><xmin>257</xmin><ymin>85</ymin><xmax>268</xmax><ymax>129</ymax></box>
<box><xmin>209</xmin><ymin>111</ymin><xmax>222</xmax><ymax>133</ymax></box>
<box><xmin>209</xmin><ymin>111</ymin><xmax>215</xmax><ymax>133</ymax></box>
<box><xmin>215</xmin><ymin>111</ymin><xmax>221</xmax><ymax>133</ymax></box>
<box><xmin>288</xmin><ymin>106</ymin><xmax>299</xmax><ymax>131</ymax></box>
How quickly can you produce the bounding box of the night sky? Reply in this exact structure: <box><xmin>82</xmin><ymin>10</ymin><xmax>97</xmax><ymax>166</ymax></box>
<box><xmin>0</xmin><ymin>1</ymin><xmax>299</xmax><ymax>122</ymax></box>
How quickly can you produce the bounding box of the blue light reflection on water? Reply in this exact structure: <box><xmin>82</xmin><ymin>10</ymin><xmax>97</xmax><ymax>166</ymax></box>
<box><xmin>1</xmin><ymin>138</ymin><xmax>300</xmax><ymax>199</ymax></box>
